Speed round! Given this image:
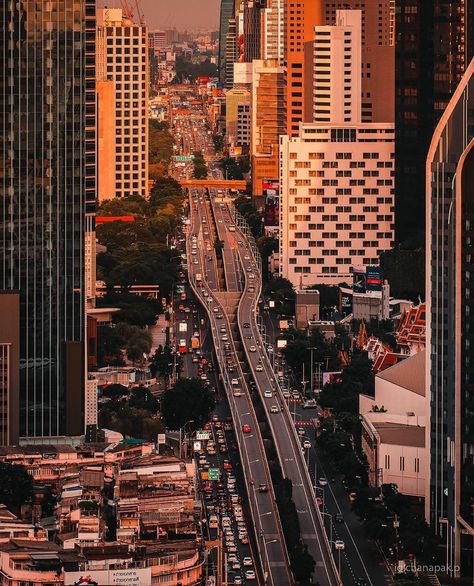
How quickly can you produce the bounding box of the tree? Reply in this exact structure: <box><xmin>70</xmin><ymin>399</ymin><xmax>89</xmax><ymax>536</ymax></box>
<box><xmin>129</xmin><ymin>386</ymin><xmax>159</xmax><ymax>413</ymax></box>
<box><xmin>160</xmin><ymin>378</ymin><xmax>215</xmax><ymax>430</ymax></box>
<box><xmin>102</xmin><ymin>383</ymin><xmax>129</xmax><ymax>400</ymax></box>
<box><xmin>149</xmin><ymin>119</ymin><xmax>175</xmax><ymax>166</ymax></box>
<box><xmin>114</xmin><ymin>323</ymin><xmax>153</xmax><ymax>363</ymax></box>
<box><xmin>193</xmin><ymin>150</ymin><xmax>208</xmax><ymax>179</ymax></box>
<box><xmin>0</xmin><ymin>462</ymin><xmax>33</xmax><ymax>512</ymax></box>
<box><xmin>97</xmin><ymin>325</ymin><xmax>126</xmax><ymax>367</ymax></box>
<box><xmin>150</xmin><ymin>345</ymin><xmax>181</xmax><ymax>378</ymax></box>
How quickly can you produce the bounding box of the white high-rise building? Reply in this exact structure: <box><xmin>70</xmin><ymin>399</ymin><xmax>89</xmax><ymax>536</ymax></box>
<box><xmin>279</xmin><ymin>10</ymin><xmax>394</xmax><ymax>287</ymax></box>
<box><xmin>261</xmin><ymin>0</ymin><xmax>285</xmax><ymax>63</ymax></box>
<box><xmin>97</xmin><ymin>8</ymin><xmax>149</xmax><ymax>199</ymax></box>
<box><xmin>312</xmin><ymin>10</ymin><xmax>361</xmax><ymax>124</ymax></box>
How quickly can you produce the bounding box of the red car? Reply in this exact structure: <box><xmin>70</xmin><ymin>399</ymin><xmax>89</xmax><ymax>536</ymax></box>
<box><xmin>223</xmin><ymin>460</ymin><xmax>232</xmax><ymax>470</ymax></box>
<box><xmin>316</xmin><ymin>497</ymin><xmax>323</xmax><ymax>508</ymax></box>
<box><xmin>242</xmin><ymin>424</ymin><xmax>251</xmax><ymax>433</ymax></box>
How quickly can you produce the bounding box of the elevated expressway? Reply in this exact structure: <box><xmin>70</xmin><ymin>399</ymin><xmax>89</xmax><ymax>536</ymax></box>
<box><xmin>210</xmin><ymin>197</ymin><xmax>342</xmax><ymax>586</ymax></box>
<box><xmin>186</xmin><ymin>188</ymin><xmax>293</xmax><ymax>586</ymax></box>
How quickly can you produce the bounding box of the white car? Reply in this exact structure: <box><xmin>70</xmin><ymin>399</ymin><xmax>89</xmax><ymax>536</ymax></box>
<box><xmin>270</xmin><ymin>405</ymin><xmax>279</xmax><ymax>414</ymax></box>
<box><xmin>319</xmin><ymin>477</ymin><xmax>328</xmax><ymax>487</ymax></box>
<box><xmin>249</xmin><ymin>345</ymin><xmax>256</xmax><ymax>352</ymax></box>
<box><xmin>243</xmin><ymin>557</ymin><xmax>253</xmax><ymax>567</ymax></box>
<box><xmin>303</xmin><ymin>440</ymin><xmax>311</xmax><ymax>449</ymax></box>
<box><xmin>264</xmin><ymin>390</ymin><xmax>273</xmax><ymax>398</ymax></box>
<box><xmin>256</xmin><ymin>363</ymin><xmax>263</xmax><ymax>372</ymax></box>
<box><xmin>245</xmin><ymin>570</ymin><xmax>256</xmax><ymax>580</ymax></box>
<box><xmin>231</xmin><ymin>378</ymin><xmax>239</xmax><ymax>386</ymax></box>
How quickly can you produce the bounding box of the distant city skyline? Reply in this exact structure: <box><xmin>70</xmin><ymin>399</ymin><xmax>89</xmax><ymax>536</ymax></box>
<box><xmin>98</xmin><ymin>0</ymin><xmax>220</xmax><ymax>31</ymax></box>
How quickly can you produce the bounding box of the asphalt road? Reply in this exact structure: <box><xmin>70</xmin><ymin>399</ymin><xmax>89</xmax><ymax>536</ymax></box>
<box><xmin>187</xmin><ymin>187</ymin><xmax>293</xmax><ymax>586</ymax></box>
<box><xmin>210</xmin><ymin>200</ymin><xmax>341</xmax><ymax>586</ymax></box>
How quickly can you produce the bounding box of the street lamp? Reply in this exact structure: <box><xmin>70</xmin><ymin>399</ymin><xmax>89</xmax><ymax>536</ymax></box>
<box><xmin>179</xmin><ymin>419</ymin><xmax>195</xmax><ymax>459</ymax></box>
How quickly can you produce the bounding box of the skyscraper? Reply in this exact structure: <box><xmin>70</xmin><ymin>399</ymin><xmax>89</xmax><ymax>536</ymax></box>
<box><xmin>0</xmin><ymin>0</ymin><xmax>96</xmax><ymax>438</ymax></box>
<box><xmin>426</xmin><ymin>57</ymin><xmax>474</xmax><ymax>578</ymax></box>
<box><xmin>261</xmin><ymin>0</ymin><xmax>285</xmax><ymax>63</ymax></box>
<box><xmin>96</xmin><ymin>8</ymin><xmax>149</xmax><ymax>200</ymax></box>
<box><xmin>243</xmin><ymin>0</ymin><xmax>262</xmax><ymax>62</ymax></box>
<box><xmin>396</xmin><ymin>0</ymin><xmax>474</xmax><ymax>245</ymax></box>
<box><xmin>219</xmin><ymin>0</ymin><xmax>235</xmax><ymax>85</ymax></box>
<box><xmin>225</xmin><ymin>18</ymin><xmax>238</xmax><ymax>88</ymax></box>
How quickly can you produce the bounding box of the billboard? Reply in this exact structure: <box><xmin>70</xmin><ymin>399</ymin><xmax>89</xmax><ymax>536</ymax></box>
<box><xmin>65</xmin><ymin>568</ymin><xmax>151</xmax><ymax>586</ymax></box>
<box><xmin>263</xmin><ymin>179</ymin><xmax>279</xmax><ymax>228</ymax></box>
<box><xmin>352</xmin><ymin>267</ymin><xmax>367</xmax><ymax>294</ymax></box>
<box><xmin>366</xmin><ymin>266</ymin><xmax>383</xmax><ymax>292</ymax></box>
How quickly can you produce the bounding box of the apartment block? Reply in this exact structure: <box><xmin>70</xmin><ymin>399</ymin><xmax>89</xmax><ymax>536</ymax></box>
<box><xmin>279</xmin><ymin>125</ymin><xmax>394</xmax><ymax>286</ymax></box>
<box><xmin>226</xmin><ymin>88</ymin><xmax>251</xmax><ymax>147</ymax></box>
<box><xmin>97</xmin><ymin>8</ymin><xmax>148</xmax><ymax>200</ymax></box>
<box><xmin>261</xmin><ymin>0</ymin><xmax>285</xmax><ymax>63</ymax></box>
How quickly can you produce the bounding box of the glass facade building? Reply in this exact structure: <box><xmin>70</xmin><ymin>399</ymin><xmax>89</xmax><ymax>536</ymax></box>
<box><xmin>426</xmin><ymin>57</ymin><xmax>474</xmax><ymax>577</ymax></box>
<box><xmin>0</xmin><ymin>1</ymin><xmax>96</xmax><ymax>437</ymax></box>
<box><xmin>219</xmin><ymin>0</ymin><xmax>235</xmax><ymax>85</ymax></box>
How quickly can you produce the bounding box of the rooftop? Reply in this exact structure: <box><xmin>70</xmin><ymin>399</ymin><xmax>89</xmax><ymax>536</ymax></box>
<box><xmin>372</xmin><ymin>422</ymin><xmax>425</xmax><ymax>448</ymax></box>
<box><xmin>376</xmin><ymin>350</ymin><xmax>425</xmax><ymax>397</ymax></box>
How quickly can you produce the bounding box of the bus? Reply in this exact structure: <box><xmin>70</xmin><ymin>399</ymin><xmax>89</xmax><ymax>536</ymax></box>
<box><xmin>178</xmin><ymin>339</ymin><xmax>187</xmax><ymax>354</ymax></box>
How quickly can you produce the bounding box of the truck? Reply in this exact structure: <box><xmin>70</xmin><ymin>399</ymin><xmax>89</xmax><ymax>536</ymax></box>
<box><xmin>191</xmin><ymin>336</ymin><xmax>200</xmax><ymax>350</ymax></box>
<box><xmin>178</xmin><ymin>339</ymin><xmax>187</xmax><ymax>354</ymax></box>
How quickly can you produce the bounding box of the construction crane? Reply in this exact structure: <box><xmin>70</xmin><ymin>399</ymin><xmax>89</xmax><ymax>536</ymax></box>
<box><xmin>119</xmin><ymin>0</ymin><xmax>145</xmax><ymax>25</ymax></box>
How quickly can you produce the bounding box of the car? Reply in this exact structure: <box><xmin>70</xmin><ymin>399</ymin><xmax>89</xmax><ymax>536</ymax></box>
<box><xmin>213</xmin><ymin>307</ymin><xmax>219</xmax><ymax>313</ymax></box>
<box><xmin>245</xmin><ymin>570</ymin><xmax>256</xmax><ymax>580</ymax></box>
<box><xmin>256</xmin><ymin>363</ymin><xmax>263</xmax><ymax>371</ymax></box>
<box><xmin>192</xmin><ymin>356</ymin><xmax>199</xmax><ymax>363</ymax></box>
<box><xmin>267</xmin><ymin>345</ymin><xmax>274</xmax><ymax>352</ymax></box>
<box><xmin>335</xmin><ymin>513</ymin><xmax>344</xmax><ymax>523</ymax></box>
<box><xmin>334</xmin><ymin>540</ymin><xmax>345</xmax><ymax>550</ymax></box>
<box><xmin>303</xmin><ymin>399</ymin><xmax>317</xmax><ymax>409</ymax></box>
<box><xmin>231</xmin><ymin>378</ymin><xmax>239</xmax><ymax>386</ymax></box>
<box><xmin>232</xmin><ymin>561</ymin><xmax>241</xmax><ymax>571</ymax></box>
<box><xmin>349</xmin><ymin>491</ymin><xmax>358</xmax><ymax>502</ymax></box>
<box><xmin>244</xmin><ymin>255</ymin><xmax>249</xmax><ymax>260</ymax></box>
<box><xmin>258</xmin><ymin>483</ymin><xmax>268</xmax><ymax>493</ymax></box>
<box><xmin>220</xmin><ymin>326</ymin><xmax>226</xmax><ymax>333</ymax></box>
<box><xmin>264</xmin><ymin>390</ymin><xmax>273</xmax><ymax>398</ymax></box>
<box><xmin>221</xmin><ymin>335</ymin><xmax>228</xmax><ymax>341</ymax></box>
<box><xmin>248</xmin><ymin>273</ymin><xmax>255</xmax><ymax>279</ymax></box>
<box><xmin>303</xmin><ymin>440</ymin><xmax>312</xmax><ymax>449</ymax></box>
<box><xmin>228</xmin><ymin>553</ymin><xmax>237</xmax><ymax>563</ymax></box>
<box><xmin>249</xmin><ymin>345</ymin><xmax>256</xmax><ymax>352</ymax></box>
<box><xmin>233</xmin><ymin>390</ymin><xmax>243</xmax><ymax>397</ymax></box>
<box><xmin>319</xmin><ymin>477</ymin><xmax>328</xmax><ymax>487</ymax></box>
<box><xmin>270</xmin><ymin>405</ymin><xmax>279</xmax><ymax>414</ymax></box>
<box><xmin>234</xmin><ymin>577</ymin><xmax>243</xmax><ymax>585</ymax></box>
<box><xmin>216</xmin><ymin>314</ymin><xmax>223</xmax><ymax>319</ymax></box>
<box><xmin>316</xmin><ymin>497</ymin><xmax>323</xmax><ymax>508</ymax></box>
<box><xmin>243</xmin><ymin>322</ymin><xmax>250</xmax><ymax>328</ymax></box>
<box><xmin>242</xmin><ymin>424</ymin><xmax>251</xmax><ymax>433</ymax></box>
<box><xmin>242</xmin><ymin>557</ymin><xmax>253</xmax><ymax>567</ymax></box>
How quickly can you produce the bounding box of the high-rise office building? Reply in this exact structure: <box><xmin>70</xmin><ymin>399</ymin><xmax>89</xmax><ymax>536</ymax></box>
<box><xmin>322</xmin><ymin>0</ymin><xmax>395</xmax><ymax>124</ymax></box>
<box><xmin>243</xmin><ymin>0</ymin><xmax>262</xmax><ymax>62</ymax></box>
<box><xmin>261</xmin><ymin>0</ymin><xmax>285</xmax><ymax>63</ymax></box>
<box><xmin>251</xmin><ymin>59</ymin><xmax>286</xmax><ymax>201</ymax></box>
<box><xmin>225</xmin><ymin>18</ymin><xmax>238</xmax><ymax>88</ymax></box>
<box><xmin>280</xmin><ymin>11</ymin><xmax>394</xmax><ymax>287</ymax></box>
<box><xmin>0</xmin><ymin>0</ymin><xmax>96</xmax><ymax>438</ymax></box>
<box><xmin>396</xmin><ymin>0</ymin><xmax>474</xmax><ymax>245</ymax></box>
<box><xmin>219</xmin><ymin>0</ymin><xmax>235</xmax><ymax>85</ymax></box>
<box><xmin>286</xmin><ymin>1</ymin><xmax>324</xmax><ymax>135</ymax></box>
<box><xmin>426</xmin><ymin>57</ymin><xmax>474</xmax><ymax>578</ymax></box>
<box><xmin>97</xmin><ymin>8</ymin><xmax>148</xmax><ymax>200</ymax></box>
<box><xmin>226</xmin><ymin>88</ymin><xmax>251</xmax><ymax>147</ymax></box>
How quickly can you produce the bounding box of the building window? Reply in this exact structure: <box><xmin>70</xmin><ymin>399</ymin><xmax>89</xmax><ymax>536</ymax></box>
<box><xmin>384</xmin><ymin>454</ymin><xmax>390</xmax><ymax>469</ymax></box>
<box><xmin>400</xmin><ymin>456</ymin><xmax>405</xmax><ymax>472</ymax></box>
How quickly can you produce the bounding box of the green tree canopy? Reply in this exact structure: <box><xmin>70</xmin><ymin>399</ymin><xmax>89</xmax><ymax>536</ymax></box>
<box><xmin>0</xmin><ymin>462</ymin><xmax>33</xmax><ymax>512</ymax></box>
<box><xmin>192</xmin><ymin>150</ymin><xmax>208</xmax><ymax>179</ymax></box>
<box><xmin>160</xmin><ymin>378</ymin><xmax>215</xmax><ymax>430</ymax></box>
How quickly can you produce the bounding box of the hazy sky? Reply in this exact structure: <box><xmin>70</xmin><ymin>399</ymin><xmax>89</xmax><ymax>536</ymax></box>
<box><xmin>99</xmin><ymin>0</ymin><xmax>220</xmax><ymax>31</ymax></box>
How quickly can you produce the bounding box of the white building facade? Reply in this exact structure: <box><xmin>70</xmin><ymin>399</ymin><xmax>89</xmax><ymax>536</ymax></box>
<box><xmin>279</xmin><ymin>10</ymin><xmax>394</xmax><ymax>287</ymax></box>
<box><xmin>97</xmin><ymin>8</ymin><xmax>149</xmax><ymax>199</ymax></box>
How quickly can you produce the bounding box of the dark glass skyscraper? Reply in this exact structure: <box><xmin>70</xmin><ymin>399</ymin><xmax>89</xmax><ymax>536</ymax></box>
<box><xmin>219</xmin><ymin>0</ymin><xmax>235</xmax><ymax>85</ymax></box>
<box><xmin>395</xmin><ymin>0</ymin><xmax>474</xmax><ymax>245</ymax></box>
<box><xmin>0</xmin><ymin>1</ymin><xmax>96</xmax><ymax>438</ymax></box>
<box><xmin>426</xmin><ymin>57</ymin><xmax>474</xmax><ymax>577</ymax></box>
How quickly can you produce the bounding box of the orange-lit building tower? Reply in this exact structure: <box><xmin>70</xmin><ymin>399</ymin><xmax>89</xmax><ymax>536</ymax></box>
<box><xmin>251</xmin><ymin>59</ymin><xmax>286</xmax><ymax>202</ymax></box>
<box><xmin>285</xmin><ymin>0</ymin><xmax>324</xmax><ymax>136</ymax></box>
